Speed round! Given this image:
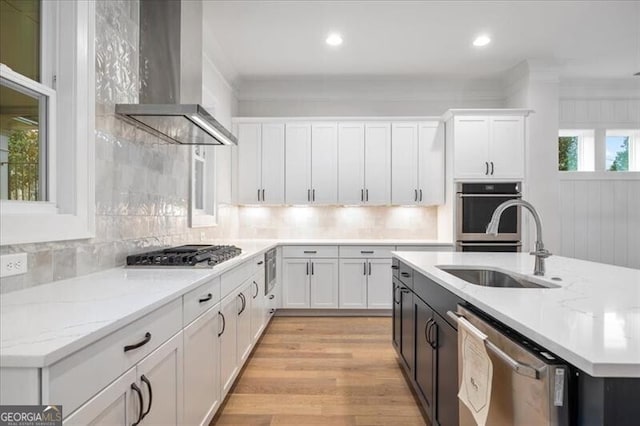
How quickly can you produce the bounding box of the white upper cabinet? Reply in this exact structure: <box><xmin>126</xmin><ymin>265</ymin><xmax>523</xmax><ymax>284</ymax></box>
<box><xmin>338</xmin><ymin>123</ymin><xmax>366</xmax><ymax>205</ymax></box>
<box><xmin>237</xmin><ymin>122</ymin><xmax>285</xmax><ymax>204</ymax></box>
<box><xmin>311</xmin><ymin>123</ymin><xmax>339</xmax><ymax>204</ymax></box>
<box><xmin>391</xmin><ymin>121</ymin><xmax>444</xmax><ymax>205</ymax></box>
<box><xmin>452</xmin><ymin>114</ymin><xmax>525</xmax><ymax>180</ymax></box>
<box><xmin>338</xmin><ymin>122</ymin><xmax>391</xmax><ymax>205</ymax></box>
<box><xmin>285</xmin><ymin>123</ymin><xmax>313</xmax><ymax>204</ymax></box>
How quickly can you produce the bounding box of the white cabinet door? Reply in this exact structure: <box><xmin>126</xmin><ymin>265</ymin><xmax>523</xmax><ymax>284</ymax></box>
<box><xmin>137</xmin><ymin>332</ymin><xmax>183</xmax><ymax>426</ymax></box>
<box><xmin>338</xmin><ymin>123</ymin><xmax>365</xmax><ymax>205</ymax></box>
<box><xmin>250</xmin><ymin>272</ymin><xmax>265</xmax><ymax>342</ymax></box>
<box><xmin>418</xmin><ymin>122</ymin><xmax>445</xmax><ymax>205</ymax></box>
<box><xmin>391</xmin><ymin>122</ymin><xmax>419</xmax><ymax>205</ymax></box>
<box><xmin>309</xmin><ymin>259</ymin><xmax>339</xmax><ymax>308</ymax></box>
<box><xmin>237</xmin><ymin>282</ymin><xmax>253</xmax><ymax>363</ymax></box>
<box><xmin>489</xmin><ymin>116</ymin><xmax>525</xmax><ymax>179</ymax></box>
<box><xmin>365</xmin><ymin>122</ymin><xmax>391</xmax><ymax>205</ymax></box>
<box><xmin>338</xmin><ymin>259</ymin><xmax>368</xmax><ymax>309</ymax></box>
<box><xmin>282</xmin><ymin>259</ymin><xmax>310</xmax><ymax>308</ymax></box>
<box><xmin>453</xmin><ymin>116</ymin><xmax>490</xmax><ymax>179</ymax></box>
<box><xmin>311</xmin><ymin>123</ymin><xmax>338</xmax><ymax>204</ymax></box>
<box><xmin>367</xmin><ymin>259</ymin><xmax>392</xmax><ymax>309</ymax></box>
<box><xmin>261</xmin><ymin>123</ymin><xmax>286</xmax><ymax>203</ymax></box>
<box><xmin>237</xmin><ymin>123</ymin><xmax>262</xmax><ymax>204</ymax></box>
<box><xmin>219</xmin><ymin>293</ymin><xmax>238</xmax><ymax>397</ymax></box>
<box><xmin>183</xmin><ymin>306</ymin><xmax>220</xmax><ymax>426</ymax></box>
<box><xmin>285</xmin><ymin>123</ymin><xmax>312</xmax><ymax>204</ymax></box>
<box><xmin>64</xmin><ymin>368</ymin><xmax>136</xmax><ymax>425</ymax></box>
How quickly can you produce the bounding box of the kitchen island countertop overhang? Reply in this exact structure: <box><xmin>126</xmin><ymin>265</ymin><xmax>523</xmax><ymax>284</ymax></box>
<box><xmin>392</xmin><ymin>250</ymin><xmax>640</xmax><ymax>378</ymax></box>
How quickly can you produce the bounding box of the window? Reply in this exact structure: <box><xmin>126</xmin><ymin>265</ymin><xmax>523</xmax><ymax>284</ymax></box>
<box><xmin>558</xmin><ymin>129</ymin><xmax>594</xmax><ymax>171</ymax></box>
<box><xmin>0</xmin><ymin>1</ymin><xmax>95</xmax><ymax>245</ymax></box>
<box><xmin>0</xmin><ymin>0</ymin><xmax>52</xmax><ymax>201</ymax></box>
<box><xmin>606</xmin><ymin>130</ymin><xmax>639</xmax><ymax>172</ymax></box>
<box><xmin>190</xmin><ymin>146</ymin><xmax>217</xmax><ymax>228</ymax></box>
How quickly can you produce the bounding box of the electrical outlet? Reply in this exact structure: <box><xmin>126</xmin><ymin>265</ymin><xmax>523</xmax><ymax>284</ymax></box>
<box><xmin>0</xmin><ymin>253</ymin><xmax>28</xmax><ymax>277</ymax></box>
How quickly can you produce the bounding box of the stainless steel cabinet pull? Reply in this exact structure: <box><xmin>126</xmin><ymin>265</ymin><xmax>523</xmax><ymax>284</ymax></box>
<box><xmin>140</xmin><ymin>375</ymin><xmax>152</xmax><ymax>420</ymax></box>
<box><xmin>217</xmin><ymin>311</ymin><xmax>226</xmax><ymax>337</ymax></box>
<box><xmin>446</xmin><ymin>311</ymin><xmax>541</xmax><ymax>379</ymax></box>
<box><xmin>131</xmin><ymin>383</ymin><xmax>144</xmax><ymax>426</ymax></box>
<box><xmin>490</xmin><ymin>161</ymin><xmax>494</xmax><ymax>175</ymax></box>
<box><xmin>124</xmin><ymin>332</ymin><xmax>151</xmax><ymax>352</ymax></box>
<box><xmin>198</xmin><ymin>293</ymin><xmax>213</xmax><ymax>303</ymax></box>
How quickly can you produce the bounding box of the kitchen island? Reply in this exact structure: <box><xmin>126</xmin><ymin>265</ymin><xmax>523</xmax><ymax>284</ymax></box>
<box><xmin>392</xmin><ymin>251</ymin><xmax>640</xmax><ymax>425</ymax></box>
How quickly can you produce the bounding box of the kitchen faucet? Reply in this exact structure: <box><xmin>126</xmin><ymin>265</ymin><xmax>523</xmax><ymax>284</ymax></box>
<box><xmin>486</xmin><ymin>199</ymin><xmax>551</xmax><ymax>276</ymax></box>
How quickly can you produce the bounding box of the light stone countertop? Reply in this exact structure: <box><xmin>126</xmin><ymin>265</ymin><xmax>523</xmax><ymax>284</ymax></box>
<box><xmin>392</xmin><ymin>251</ymin><xmax>640</xmax><ymax>378</ymax></box>
<box><xmin>0</xmin><ymin>239</ymin><xmax>452</xmax><ymax>368</ymax></box>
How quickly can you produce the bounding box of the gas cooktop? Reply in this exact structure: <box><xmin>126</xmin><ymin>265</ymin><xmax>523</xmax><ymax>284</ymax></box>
<box><xmin>126</xmin><ymin>245</ymin><xmax>242</xmax><ymax>268</ymax></box>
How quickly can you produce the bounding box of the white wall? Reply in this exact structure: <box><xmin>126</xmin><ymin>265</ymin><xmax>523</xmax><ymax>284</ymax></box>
<box><xmin>236</xmin><ymin>77</ymin><xmax>504</xmax><ymax>117</ymax></box>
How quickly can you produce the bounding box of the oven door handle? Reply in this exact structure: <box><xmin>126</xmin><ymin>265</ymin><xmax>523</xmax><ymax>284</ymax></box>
<box><xmin>447</xmin><ymin>311</ymin><xmax>541</xmax><ymax>379</ymax></box>
<box><xmin>457</xmin><ymin>193</ymin><xmax>523</xmax><ymax>198</ymax></box>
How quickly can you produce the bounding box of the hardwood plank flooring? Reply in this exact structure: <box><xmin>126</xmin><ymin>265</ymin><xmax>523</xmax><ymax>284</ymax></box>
<box><xmin>211</xmin><ymin>317</ymin><xmax>428</xmax><ymax>426</ymax></box>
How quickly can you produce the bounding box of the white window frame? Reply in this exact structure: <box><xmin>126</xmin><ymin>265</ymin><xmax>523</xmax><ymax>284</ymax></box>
<box><xmin>0</xmin><ymin>0</ymin><xmax>95</xmax><ymax>245</ymax></box>
<box><xmin>558</xmin><ymin>129</ymin><xmax>595</xmax><ymax>172</ymax></box>
<box><xmin>190</xmin><ymin>146</ymin><xmax>217</xmax><ymax>228</ymax></box>
<box><xmin>605</xmin><ymin>129</ymin><xmax>640</xmax><ymax>172</ymax></box>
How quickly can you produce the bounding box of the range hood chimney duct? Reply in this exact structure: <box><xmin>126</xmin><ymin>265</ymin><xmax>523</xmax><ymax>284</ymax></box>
<box><xmin>115</xmin><ymin>0</ymin><xmax>237</xmax><ymax>146</ymax></box>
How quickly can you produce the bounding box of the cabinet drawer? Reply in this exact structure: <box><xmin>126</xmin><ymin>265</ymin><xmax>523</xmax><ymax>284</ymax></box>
<box><xmin>398</xmin><ymin>261</ymin><xmax>414</xmax><ymax>288</ymax></box>
<box><xmin>221</xmin><ymin>256</ymin><xmax>263</xmax><ymax>298</ymax></box>
<box><xmin>339</xmin><ymin>245</ymin><xmax>395</xmax><ymax>258</ymax></box>
<box><xmin>44</xmin><ymin>298</ymin><xmax>182</xmax><ymax>416</ymax></box>
<box><xmin>183</xmin><ymin>277</ymin><xmax>221</xmax><ymax>326</ymax></box>
<box><xmin>282</xmin><ymin>245</ymin><xmax>338</xmax><ymax>258</ymax></box>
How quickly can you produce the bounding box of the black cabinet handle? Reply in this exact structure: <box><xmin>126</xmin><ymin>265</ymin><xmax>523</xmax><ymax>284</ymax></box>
<box><xmin>131</xmin><ymin>383</ymin><xmax>144</xmax><ymax>426</ymax></box>
<box><xmin>491</xmin><ymin>161</ymin><xmax>494</xmax><ymax>175</ymax></box>
<box><xmin>424</xmin><ymin>319</ymin><xmax>433</xmax><ymax>344</ymax></box>
<box><xmin>485</xmin><ymin>162</ymin><xmax>489</xmax><ymax>175</ymax></box>
<box><xmin>393</xmin><ymin>287</ymin><xmax>400</xmax><ymax>304</ymax></box>
<box><xmin>269</xmin><ymin>294</ymin><xmax>275</xmax><ymax>300</ymax></box>
<box><xmin>218</xmin><ymin>311</ymin><xmax>226</xmax><ymax>337</ymax></box>
<box><xmin>124</xmin><ymin>332</ymin><xmax>151</xmax><ymax>353</ymax></box>
<box><xmin>401</xmin><ymin>272</ymin><xmax>411</xmax><ymax>278</ymax></box>
<box><xmin>419</xmin><ymin>189</ymin><xmax>423</xmax><ymax>202</ymax></box>
<box><xmin>262</xmin><ymin>189</ymin><xmax>265</xmax><ymax>201</ymax></box>
<box><xmin>360</xmin><ymin>250</ymin><xmax>374</xmax><ymax>254</ymax></box>
<box><xmin>238</xmin><ymin>293</ymin><xmax>246</xmax><ymax>315</ymax></box>
<box><xmin>391</xmin><ymin>265</ymin><xmax>399</xmax><ymax>270</ymax></box>
<box><xmin>269</xmin><ymin>308</ymin><xmax>276</xmax><ymax>314</ymax></box>
<box><xmin>257</xmin><ymin>260</ymin><xmax>264</xmax><ymax>265</ymax></box>
<box><xmin>368</xmin><ymin>262</ymin><xmax>372</xmax><ymax>276</ymax></box>
<box><xmin>363</xmin><ymin>262</ymin><xmax>367</xmax><ymax>276</ymax></box>
<box><xmin>414</xmin><ymin>189</ymin><xmax>418</xmax><ymax>202</ymax></box>
<box><xmin>253</xmin><ymin>281</ymin><xmax>259</xmax><ymax>298</ymax></box>
<box><xmin>140</xmin><ymin>375</ymin><xmax>152</xmax><ymax>420</ymax></box>
<box><xmin>365</xmin><ymin>189</ymin><xmax>369</xmax><ymax>201</ymax></box>
<box><xmin>361</xmin><ymin>189</ymin><xmax>364</xmax><ymax>202</ymax></box>
<box><xmin>307</xmin><ymin>189</ymin><xmax>311</xmax><ymax>201</ymax></box>
<box><xmin>306</xmin><ymin>262</ymin><xmax>309</xmax><ymax>276</ymax></box>
<box><xmin>311</xmin><ymin>262</ymin><xmax>314</xmax><ymax>275</ymax></box>
<box><xmin>429</xmin><ymin>321</ymin><xmax>438</xmax><ymax>349</ymax></box>
<box><xmin>303</xmin><ymin>250</ymin><xmax>317</xmax><ymax>254</ymax></box>
<box><xmin>198</xmin><ymin>293</ymin><xmax>213</xmax><ymax>303</ymax></box>
<box><xmin>312</xmin><ymin>189</ymin><xmax>315</xmax><ymax>201</ymax></box>
<box><xmin>257</xmin><ymin>189</ymin><xmax>261</xmax><ymax>202</ymax></box>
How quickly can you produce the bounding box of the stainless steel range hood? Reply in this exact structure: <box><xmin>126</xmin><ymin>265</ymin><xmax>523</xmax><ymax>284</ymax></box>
<box><xmin>115</xmin><ymin>0</ymin><xmax>237</xmax><ymax>146</ymax></box>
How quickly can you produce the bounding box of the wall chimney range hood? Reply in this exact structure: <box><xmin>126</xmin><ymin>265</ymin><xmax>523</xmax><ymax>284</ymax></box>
<box><xmin>116</xmin><ymin>0</ymin><xmax>237</xmax><ymax>146</ymax></box>
<box><xmin>115</xmin><ymin>104</ymin><xmax>237</xmax><ymax>146</ymax></box>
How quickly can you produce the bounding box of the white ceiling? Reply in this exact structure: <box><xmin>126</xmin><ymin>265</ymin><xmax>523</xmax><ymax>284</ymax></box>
<box><xmin>203</xmin><ymin>0</ymin><xmax>640</xmax><ymax>82</ymax></box>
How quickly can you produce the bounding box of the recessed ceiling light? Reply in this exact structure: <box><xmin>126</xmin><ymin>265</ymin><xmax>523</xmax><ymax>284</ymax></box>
<box><xmin>473</xmin><ymin>35</ymin><xmax>491</xmax><ymax>47</ymax></box>
<box><xmin>326</xmin><ymin>33</ymin><xmax>343</xmax><ymax>46</ymax></box>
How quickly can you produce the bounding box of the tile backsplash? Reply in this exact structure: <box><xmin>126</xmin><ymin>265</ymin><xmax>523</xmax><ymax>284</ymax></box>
<box><xmin>0</xmin><ymin>0</ymin><xmax>440</xmax><ymax>293</ymax></box>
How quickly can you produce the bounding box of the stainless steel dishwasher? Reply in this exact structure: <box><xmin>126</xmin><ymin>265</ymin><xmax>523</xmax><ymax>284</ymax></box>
<box><xmin>448</xmin><ymin>305</ymin><xmax>570</xmax><ymax>426</ymax></box>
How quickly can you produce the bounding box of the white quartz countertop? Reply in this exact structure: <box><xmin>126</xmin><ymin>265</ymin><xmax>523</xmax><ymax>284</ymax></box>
<box><xmin>392</xmin><ymin>251</ymin><xmax>640</xmax><ymax>377</ymax></box>
<box><xmin>0</xmin><ymin>239</ymin><xmax>450</xmax><ymax>368</ymax></box>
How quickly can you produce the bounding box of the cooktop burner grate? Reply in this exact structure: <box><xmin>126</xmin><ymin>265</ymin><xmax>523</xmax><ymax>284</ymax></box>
<box><xmin>126</xmin><ymin>244</ymin><xmax>242</xmax><ymax>267</ymax></box>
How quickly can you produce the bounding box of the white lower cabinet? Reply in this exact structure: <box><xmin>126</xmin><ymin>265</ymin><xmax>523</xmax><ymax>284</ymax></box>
<box><xmin>250</xmin><ymin>271</ymin><xmax>266</xmax><ymax>341</ymax></box>
<box><xmin>339</xmin><ymin>258</ymin><xmax>392</xmax><ymax>309</ymax></box>
<box><xmin>183</xmin><ymin>305</ymin><xmax>221</xmax><ymax>426</ymax></box>
<box><xmin>66</xmin><ymin>332</ymin><xmax>184</xmax><ymax>425</ymax></box>
<box><xmin>237</xmin><ymin>282</ymin><xmax>253</xmax><ymax>363</ymax></box>
<box><xmin>282</xmin><ymin>258</ymin><xmax>338</xmax><ymax>308</ymax></box>
<box><xmin>64</xmin><ymin>368</ymin><xmax>137</xmax><ymax>425</ymax></box>
<box><xmin>219</xmin><ymin>292</ymin><xmax>239</xmax><ymax>397</ymax></box>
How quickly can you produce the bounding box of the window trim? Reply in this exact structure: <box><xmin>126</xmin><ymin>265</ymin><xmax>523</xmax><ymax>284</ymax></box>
<box><xmin>558</xmin><ymin>129</ymin><xmax>595</xmax><ymax>172</ymax></box>
<box><xmin>0</xmin><ymin>0</ymin><xmax>95</xmax><ymax>245</ymax></box>
<box><xmin>605</xmin><ymin>129</ymin><xmax>639</xmax><ymax>172</ymax></box>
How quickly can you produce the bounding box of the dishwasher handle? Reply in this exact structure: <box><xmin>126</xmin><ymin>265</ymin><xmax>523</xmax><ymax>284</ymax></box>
<box><xmin>447</xmin><ymin>311</ymin><xmax>541</xmax><ymax>380</ymax></box>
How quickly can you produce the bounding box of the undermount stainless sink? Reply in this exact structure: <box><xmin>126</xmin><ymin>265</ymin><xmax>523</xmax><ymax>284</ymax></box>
<box><xmin>438</xmin><ymin>267</ymin><xmax>558</xmax><ymax>289</ymax></box>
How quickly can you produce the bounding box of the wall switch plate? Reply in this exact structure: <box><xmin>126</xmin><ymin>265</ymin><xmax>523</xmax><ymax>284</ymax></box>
<box><xmin>0</xmin><ymin>253</ymin><xmax>28</xmax><ymax>277</ymax></box>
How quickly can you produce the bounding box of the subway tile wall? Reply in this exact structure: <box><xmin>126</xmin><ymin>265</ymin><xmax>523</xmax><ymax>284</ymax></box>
<box><xmin>0</xmin><ymin>0</ymin><xmax>440</xmax><ymax>293</ymax></box>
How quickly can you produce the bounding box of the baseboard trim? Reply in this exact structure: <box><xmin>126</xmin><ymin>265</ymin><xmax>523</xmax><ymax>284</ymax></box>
<box><xmin>275</xmin><ymin>308</ymin><xmax>391</xmax><ymax>317</ymax></box>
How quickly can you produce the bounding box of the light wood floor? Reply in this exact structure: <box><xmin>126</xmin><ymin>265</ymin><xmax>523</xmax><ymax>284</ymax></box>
<box><xmin>211</xmin><ymin>316</ymin><xmax>428</xmax><ymax>426</ymax></box>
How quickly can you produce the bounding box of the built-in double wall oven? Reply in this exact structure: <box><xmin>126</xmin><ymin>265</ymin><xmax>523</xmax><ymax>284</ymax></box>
<box><xmin>456</xmin><ymin>182</ymin><xmax>522</xmax><ymax>252</ymax></box>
